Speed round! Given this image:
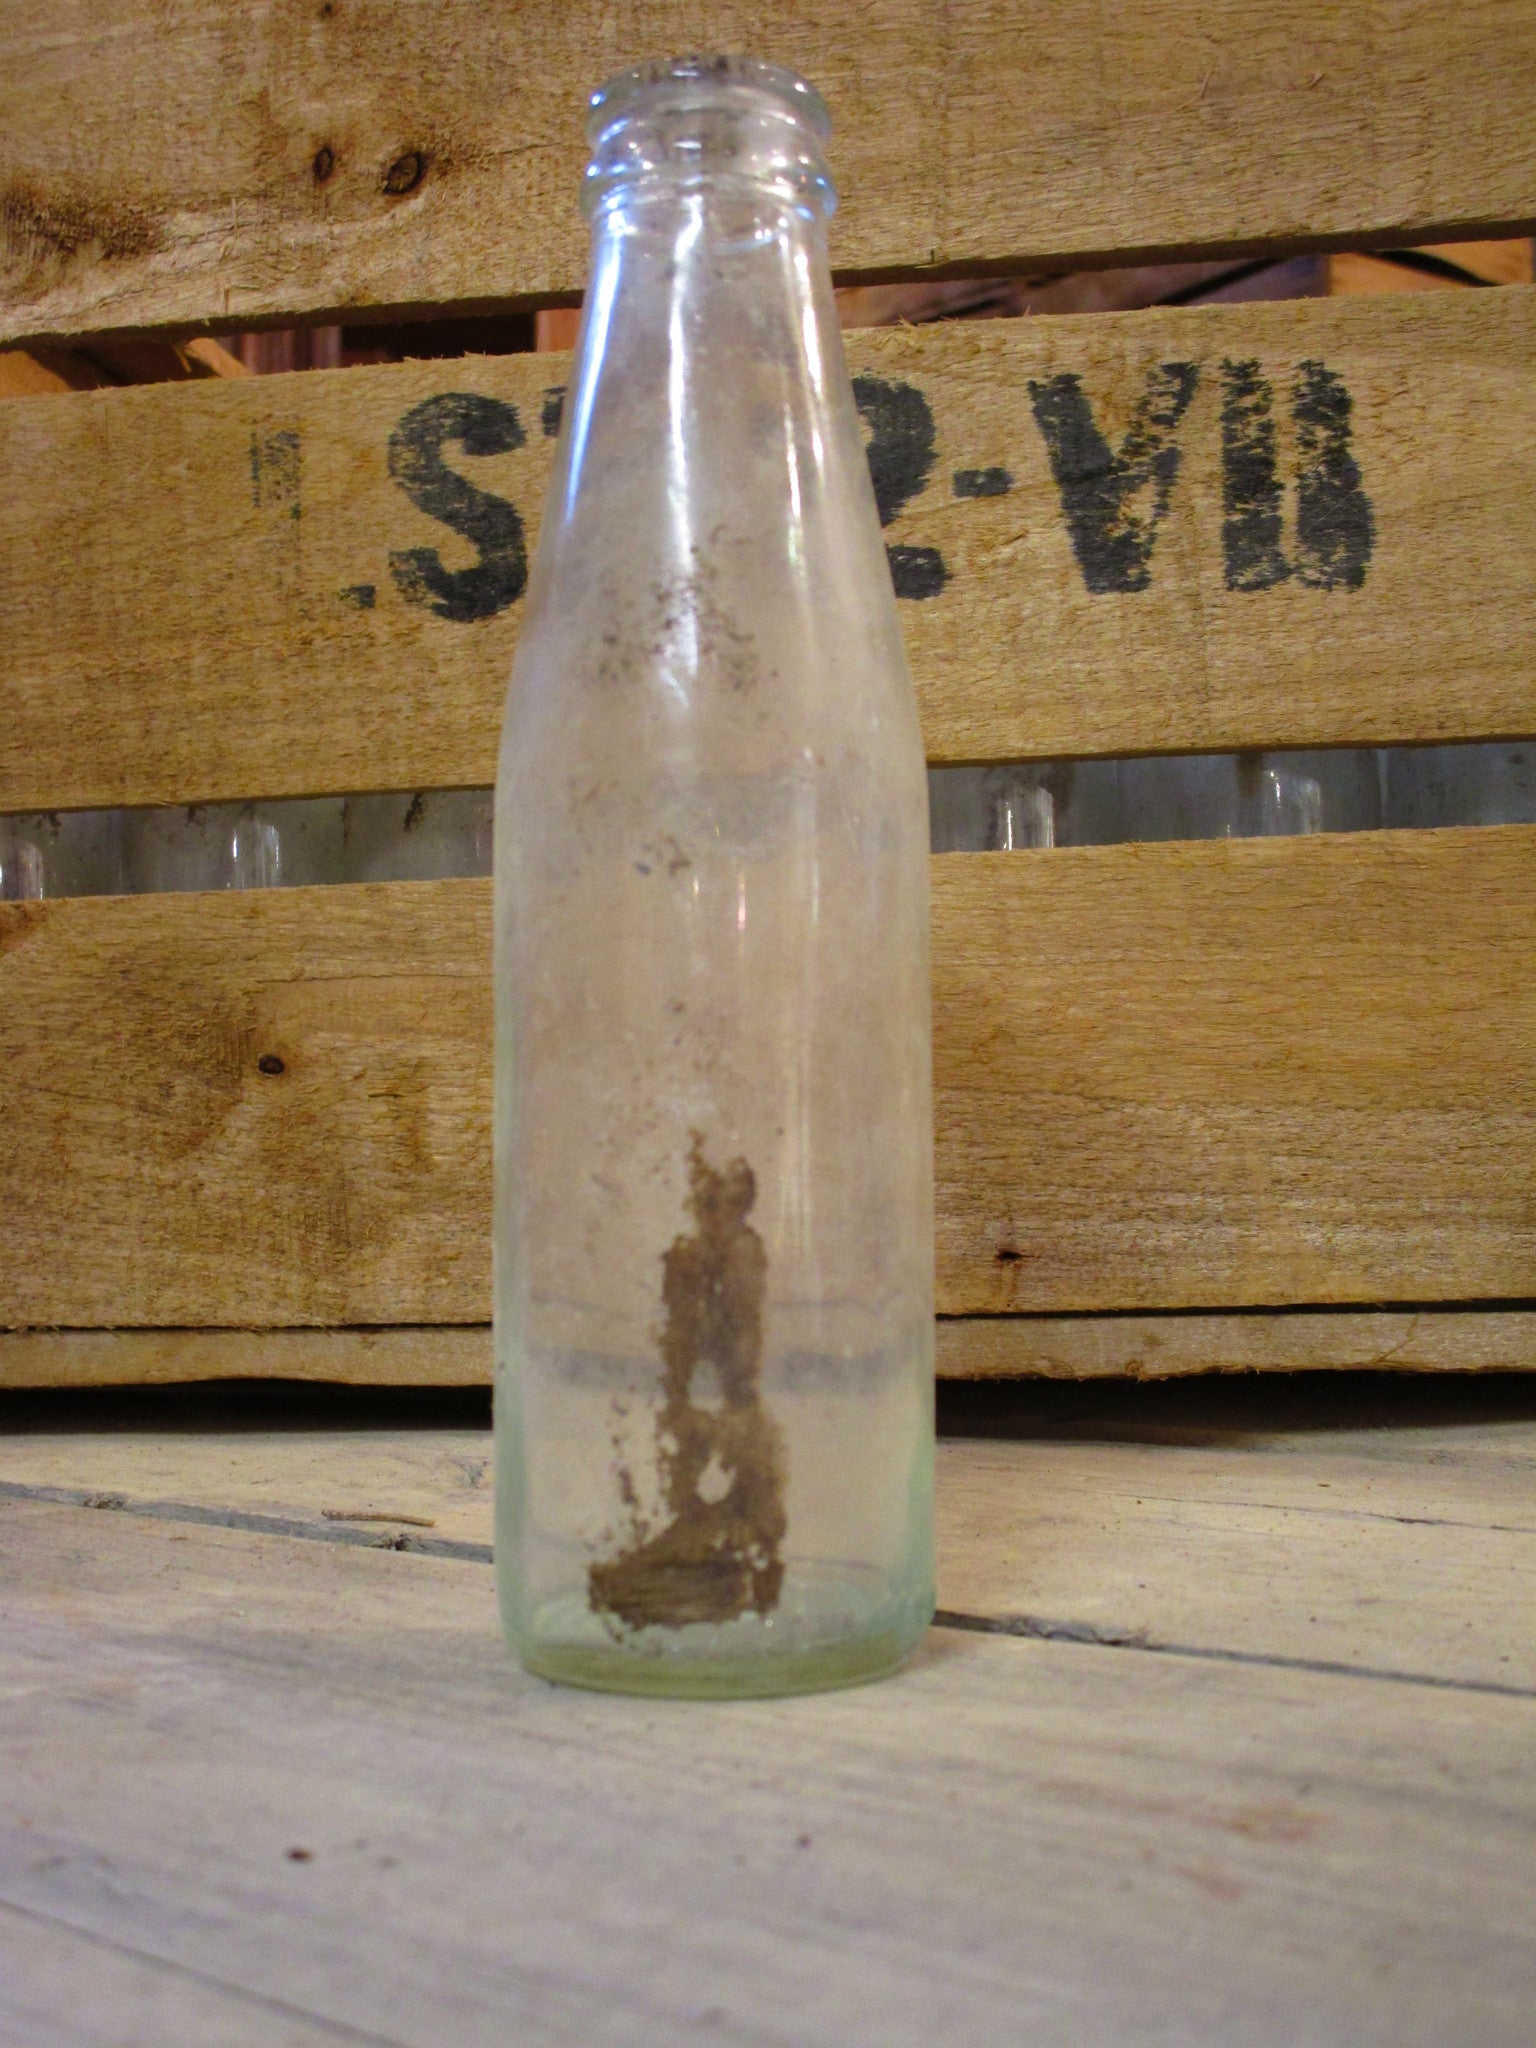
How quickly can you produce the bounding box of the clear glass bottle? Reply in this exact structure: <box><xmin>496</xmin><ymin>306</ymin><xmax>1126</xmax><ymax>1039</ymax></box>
<box><xmin>342</xmin><ymin>790</ymin><xmax>494</xmax><ymax>882</ymax></box>
<box><xmin>126</xmin><ymin>799</ymin><xmax>343</xmax><ymax>892</ymax></box>
<box><xmin>1236</xmin><ymin>749</ymin><xmax>1381</xmax><ymax>836</ymax></box>
<box><xmin>0</xmin><ymin>810</ymin><xmax>126</xmax><ymax>898</ymax></box>
<box><xmin>927</xmin><ymin>760</ymin><xmax>1120</xmax><ymax>850</ymax></box>
<box><xmin>494</xmin><ymin>57</ymin><xmax>935</xmax><ymax>1697</ymax></box>
<box><xmin>1381</xmin><ymin>742</ymin><xmax>1536</xmax><ymax>829</ymax></box>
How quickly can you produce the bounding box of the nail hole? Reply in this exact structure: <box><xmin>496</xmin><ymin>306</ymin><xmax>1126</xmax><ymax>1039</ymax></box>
<box><xmin>312</xmin><ymin>145</ymin><xmax>335</xmax><ymax>184</ymax></box>
<box><xmin>286</xmin><ymin>1846</ymin><xmax>313</xmax><ymax>1862</ymax></box>
<box><xmin>257</xmin><ymin>1053</ymin><xmax>286</xmax><ymax>1077</ymax></box>
<box><xmin>382</xmin><ymin>151</ymin><xmax>426</xmax><ymax>196</ymax></box>
<box><xmin>994</xmin><ymin>1247</ymin><xmax>1023</xmax><ymax>1263</ymax></box>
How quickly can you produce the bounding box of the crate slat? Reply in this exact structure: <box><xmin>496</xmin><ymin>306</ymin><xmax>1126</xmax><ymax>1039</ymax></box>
<box><xmin>934</xmin><ymin>833</ymin><xmax>1536</xmax><ymax>1312</ymax></box>
<box><xmin>5</xmin><ymin>827</ymin><xmax>1536</xmax><ymax>1328</ymax></box>
<box><xmin>4</xmin><ymin>1308</ymin><xmax>1536</xmax><ymax>1389</ymax></box>
<box><xmin>3</xmin><ymin>287</ymin><xmax>1534</xmax><ymax>812</ymax></box>
<box><xmin>5</xmin><ymin>1</ymin><xmax>1536</xmax><ymax>345</ymax></box>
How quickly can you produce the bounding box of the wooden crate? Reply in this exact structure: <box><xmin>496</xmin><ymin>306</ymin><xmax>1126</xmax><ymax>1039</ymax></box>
<box><xmin>4</xmin><ymin>1</ymin><xmax>1536</xmax><ymax>1386</ymax></box>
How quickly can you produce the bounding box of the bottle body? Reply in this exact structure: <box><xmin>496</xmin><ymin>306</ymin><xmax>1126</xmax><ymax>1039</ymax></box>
<box><xmin>494</xmin><ymin>60</ymin><xmax>934</xmax><ymax>1696</ymax></box>
<box><xmin>927</xmin><ymin>760</ymin><xmax>1121</xmax><ymax>850</ymax></box>
<box><xmin>1236</xmin><ymin>750</ymin><xmax>1382</xmax><ymax>836</ymax></box>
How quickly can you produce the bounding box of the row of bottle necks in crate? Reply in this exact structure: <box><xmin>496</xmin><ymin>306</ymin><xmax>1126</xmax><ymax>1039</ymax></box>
<box><xmin>1</xmin><ymin>744</ymin><xmax>1533</xmax><ymax>900</ymax></box>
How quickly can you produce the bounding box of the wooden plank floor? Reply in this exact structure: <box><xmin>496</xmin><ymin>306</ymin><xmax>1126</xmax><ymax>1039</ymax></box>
<box><xmin>1</xmin><ymin>1374</ymin><xmax>1533</xmax><ymax>2046</ymax></box>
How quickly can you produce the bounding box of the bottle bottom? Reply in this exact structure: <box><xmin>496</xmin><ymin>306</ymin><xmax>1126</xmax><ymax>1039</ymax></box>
<box><xmin>503</xmin><ymin>1568</ymin><xmax>933</xmax><ymax>1699</ymax></box>
<box><xmin>516</xmin><ymin>1623</ymin><xmax>921</xmax><ymax>1700</ymax></box>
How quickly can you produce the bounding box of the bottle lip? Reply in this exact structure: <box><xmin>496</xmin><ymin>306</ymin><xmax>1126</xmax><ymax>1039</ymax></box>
<box><xmin>586</xmin><ymin>55</ymin><xmax>831</xmax><ymax>144</ymax></box>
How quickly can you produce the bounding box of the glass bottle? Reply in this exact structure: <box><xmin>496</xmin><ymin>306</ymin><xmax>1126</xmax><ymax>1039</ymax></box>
<box><xmin>342</xmin><ymin>790</ymin><xmax>494</xmax><ymax>882</ymax></box>
<box><xmin>927</xmin><ymin>760</ymin><xmax>1120</xmax><ymax>850</ymax></box>
<box><xmin>494</xmin><ymin>57</ymin><xmax>935</xmax><ymax>1697</ymax></box>
<box><xmin>1236</xmin><ymin>749</ymin><xmax>1381</xmax><ymax>836</ymax></box>
<box><xmin>1381</xmin><ymin>742</ymin><xmax>1536</xmax><ymax>829</ymax></box>
<box><xmin>0</xmin><ymin>810</ymin><xmax>126</xmax><ymax>898</ymax></box>
<box><xmin>126</xmin><ymin>799</ymin><xmax>343</xmax><ymax>891</ymax></box>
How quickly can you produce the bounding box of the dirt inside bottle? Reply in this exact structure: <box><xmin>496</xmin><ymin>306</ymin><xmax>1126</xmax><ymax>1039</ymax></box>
<box><xmin>590</xmin><ymin>1137</ymin><xmax>787</xmax><ymax>1631</ymax></box>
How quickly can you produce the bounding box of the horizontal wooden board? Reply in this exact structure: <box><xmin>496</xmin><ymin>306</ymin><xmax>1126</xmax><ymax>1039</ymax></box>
<box><xmin>936</xmin><ymin>833</ymin><xmax>1536</xmax><ymax>1312</ymax></box>
<box><xmin>2</xmin><ymin>1394</ymin><xmax>1533</xmax><ymax>1687</ymax></box>
<box><xmin>4</xmin><ymin>288</ymin><xmax>1536</xmax><ymax>811</ymax></box>
<box><xmin>6</xmin><ymin>827</ymin><xmax>1536</xmax><ymax>1327</ymax></box>
<box><xmin>0</xmin><ymin>880</ymin><xmax>494</xmax><ymax>1330</ymax></box>
<box><xmin>5</xmin><ymin>1</ymin><xmax>1536</xmax><ymax>345</ymax></box>
<box><xmin>0</xmin><ymin>1324</ymin><xmax>494</xmax><ymax>1388</ymax></box>
<box><xmin>939</xmin><ymin>1308</ymin><xmax>1536</xmax><ymax>1378</ymax></box>
<box><xmin>6</xmin><ymin>1306</ymin><xmax>1536</xmax><ymax>1388</ymax></box>
<box><xmin>3</xmin><ymin>1482</ymin><xmax>1534</xmax><ymax>2044</ymax></box>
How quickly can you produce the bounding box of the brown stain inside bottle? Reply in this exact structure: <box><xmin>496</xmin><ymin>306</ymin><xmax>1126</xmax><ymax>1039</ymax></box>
<box><xmin>589</xmin><ymin>1135</ymin><xmax>787</xmax><ymax>1631</ymax></box>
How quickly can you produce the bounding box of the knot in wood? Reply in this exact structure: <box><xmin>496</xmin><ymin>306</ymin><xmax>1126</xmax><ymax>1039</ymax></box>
<box><xmin>382</xmin><ymin>151</ymin><xmax>426</xmax><ymax>196</ymax></box>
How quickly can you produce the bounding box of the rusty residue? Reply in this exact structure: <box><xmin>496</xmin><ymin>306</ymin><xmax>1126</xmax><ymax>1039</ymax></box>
<box><xmin>590</xmin><ymin>1136</ymin><xmax>786</xmax><ymax>1631</ymax></box>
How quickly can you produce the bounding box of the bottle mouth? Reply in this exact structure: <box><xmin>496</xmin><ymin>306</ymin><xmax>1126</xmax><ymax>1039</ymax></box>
<box><xmin>583</xmin><ymin>55</ymin><xmax>836</xmax><ymax>221</ymax></box>
<box><xmin>587</xmin><ymin>56</ymin><xmax>831</xmax><ymax>139</ymax></box>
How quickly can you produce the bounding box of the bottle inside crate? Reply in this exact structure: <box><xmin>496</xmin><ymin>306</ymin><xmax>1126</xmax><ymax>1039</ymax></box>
<box><xmin>1381</xmin><ymin>743</ymin><xmax>1536</xmax><ymax>829</ymax></box>
<box><xmin>342</xmin><ymin>791</ymin><xmax>494</xmax><ymax>882</ymax></box>
<box><xmin>125</xmin><ymin>800</ymin><xmax>343</xmax><ymax>892</ymax></box>
<box><xmin>0</xmin><ymin>811</ymin><xmax>127</xmax><ymax>899</ymax></box>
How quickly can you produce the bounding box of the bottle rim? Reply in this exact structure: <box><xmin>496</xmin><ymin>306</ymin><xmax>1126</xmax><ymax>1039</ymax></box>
<box><xmin>586</xmin><ymin>55</ymin><xmax>831</xmax><ymax>144</ymax></box>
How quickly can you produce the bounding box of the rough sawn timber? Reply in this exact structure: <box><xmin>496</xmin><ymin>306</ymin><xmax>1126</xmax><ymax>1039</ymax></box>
<box><xmin>3</xmin><ymin>288</ymin><xmax>1535</xmax><ymax>812</ymax></box>
<box><xmin>5</xmin><ymin>0</ymin><xmax>1536</xmax><ymax>345</ymax></box>
<box><xmin>6</xmin><ymin>828</ymin><xmax>1536</xmax><ymax>1327</ymax></box>
<box><xmin>5</xmin><ymin>1306</ymin><xmax>1536</xmax><ymax>1389</ymax></box>
<box><xmin>1</xmin><ymin>1483</ymin><xmax>1533</xmax><ymax>2044</ymax></box>
<box><xmin>1</xmin><ymin>1399</ymin><xmax>1532</xmax><ymax>1689</ymax></box>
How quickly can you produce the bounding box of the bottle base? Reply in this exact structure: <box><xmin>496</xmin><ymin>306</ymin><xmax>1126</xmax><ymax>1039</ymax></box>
<box><xmin>514</xmin><ymin>1621</ymin><xmax>924</xmax><ymax>1699</ymax></box>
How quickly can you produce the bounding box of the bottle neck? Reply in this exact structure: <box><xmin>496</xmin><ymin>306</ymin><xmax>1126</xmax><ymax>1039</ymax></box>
<box><xmin>557</xmin><ymin>179</ymin><xmax>841</xmax><ymax>532</ymax></box>
<box><xmin>582</xmin><ymin>65</ymin><xmax>836</xmax><ymax>226</ymax></box>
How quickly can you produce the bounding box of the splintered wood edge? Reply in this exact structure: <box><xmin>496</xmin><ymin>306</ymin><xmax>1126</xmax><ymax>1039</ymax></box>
<box><xmin>3</xmin><ymin>1312</ymin><xmax>1533</xmax><ymax>1390</ymax></box>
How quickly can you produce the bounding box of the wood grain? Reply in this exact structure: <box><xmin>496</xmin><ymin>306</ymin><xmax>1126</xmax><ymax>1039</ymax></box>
<box><xmin>935</xmin><ymin>1308</ymin><xmax>1536</xmax><ymax>1378</ymax></box>
<box><xmin>5</xmin><ymin>1</ymin><xmax>1536</xmax><ymax>345</ymax></box>
<box><xmin>934</xmin><ymin>833</ymin><xmax>1536</xmax><ymax>1312</ymax></box>
<box><xmin>0</xmin><ymin>882</ymin><xmax>494</xmax><ymax>1330</ymax></box>
<box><xmin>2</xmin><ymin>1489</ymin><xmax>1533</xmax><ymax>2044</ymax></box>
<box><xmin>6</xmin><ymin>827</ymin><xmax>1536</xmax><ymax>1328</ymax></box>
<box><xmin>5</xmin><ymin>1307</ymin><xmax>1536</xmax><ymax>1389</ymax></box>
<box><xmin>3</xmin><ymin>287</ymin><xmax>1536</xmax><ymax>811</ymax></box>
<box><xmin>2</xmin><ymin>1402</ymin><xmax>1532</xmax><ymax>1687</ymax></box>
<box><xmin>0</xmin><ymin>1324</ymin><xmax>495</xmax><ymax>1388</ymax></box>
